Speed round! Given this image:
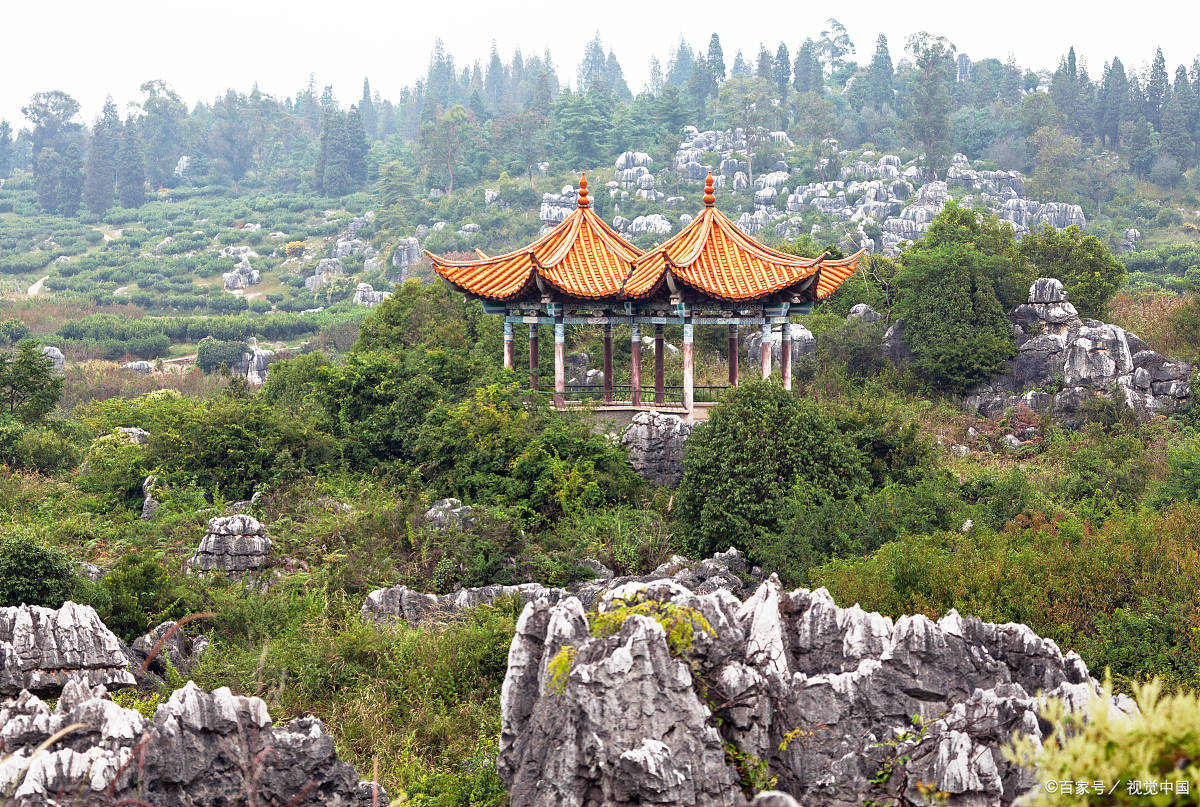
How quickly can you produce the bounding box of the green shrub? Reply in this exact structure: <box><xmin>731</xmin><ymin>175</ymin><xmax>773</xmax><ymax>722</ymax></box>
<box><xmin>195</xmin><ymin>336</ymin><xmax>246</xmax><ymax>373</ymax></box>
<box><xmin>95</xmin><ymin>553</ymin><xmax>203</xmax><ymax>642</ymax></box>
<box><xmin>0</xmin><ymin>532</ymin><xmax>78</xmax><ymax>607</ymax></box>
<box><xmin>78</xmin><ymin>431</ymin><xmax>149</xmax><ymax>509</ymax></box>
<box><xmin>3</xmin><ymin>426</ymin><xmax>81</xmax><ymax>475</ymax></box>
<box><xmin>1009</xmin><ymin>679</ymin><xmax>1200</xmax><ymax>804</ymax></box>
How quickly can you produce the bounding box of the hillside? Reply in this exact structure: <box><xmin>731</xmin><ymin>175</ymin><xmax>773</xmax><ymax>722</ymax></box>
<box><xmin>5</xmin><ymin>24</ymin><xmax>1200</xmax><ymax>807</ymax></box>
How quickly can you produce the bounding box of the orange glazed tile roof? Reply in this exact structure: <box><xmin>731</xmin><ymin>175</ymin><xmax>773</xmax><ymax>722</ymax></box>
<box><xmin>623</xmin><ymin>172</ymin><xmax>866</xmax><ymax>302</ymax></box>
<box><xmin>426</xmin><ymin>174</ymin><xmax>643</xmax><ymax>301</ymax></box>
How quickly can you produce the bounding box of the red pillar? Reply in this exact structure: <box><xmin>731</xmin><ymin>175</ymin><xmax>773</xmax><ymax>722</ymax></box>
<box><xmin>728</xmin><ymin>324</ymin><xmax>739</xmax><ymax>387</ymax></box>
<box><xmin>631</xmin><ymin>323</ymin><xmax>642</xmax><ymax>406</ymax></box>
<box><xmin>528</xmin><ymin>324</ymin><xmax>538</xmax><ymax>391</ymax></box>
<box><xmin>654</xmin><ymin>324</ymin><xmax>665</xmax><ymax>405</ymax></box>
<box><xmin>781</xmin><ymin>321</ymin><xmax>793</xmax><ymax>391</ymax></box>
<box><xmin>553</xmin><ymin>317</ymin><xmax>566</xmax><ymax>408</ymax></box>
<box><xmin>602</xmin><ymin>323</ymin><xmax>613</xmax><ymax>404</ymax></box>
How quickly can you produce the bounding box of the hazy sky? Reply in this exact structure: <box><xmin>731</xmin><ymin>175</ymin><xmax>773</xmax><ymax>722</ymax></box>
<box><xmin>3</xmin><ymin>0</ymin><xmax>1198</xmax><ymax>128</ymax></box>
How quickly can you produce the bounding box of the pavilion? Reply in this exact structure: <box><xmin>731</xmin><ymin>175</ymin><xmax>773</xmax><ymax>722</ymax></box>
<box><xmin>427</xmin><ymin>171</ymin><xmax>864</xmax><ymax>419</ymax></box>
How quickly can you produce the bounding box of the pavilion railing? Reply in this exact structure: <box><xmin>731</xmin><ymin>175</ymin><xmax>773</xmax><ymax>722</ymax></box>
<box><xmin>535</xmin><ymin>384</ymin><xmax>730</xmax><ymax>406</ymax></box>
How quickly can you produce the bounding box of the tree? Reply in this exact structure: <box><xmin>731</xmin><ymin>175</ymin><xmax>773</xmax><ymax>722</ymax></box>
<box><xmin>21</xmin><ymin>90</ymin><xmax>81</xmax><ymax>172</ymax></box>
<box><xmin>773</xmin><ymin>43</ymin><xmax>792</xmax><ymax>100</ymax></box>
<box><xmin>0</xmin><ymin>534</ymin><xmax>76</xmax><ymax>608</ymax></box>
<box><xmin>919</xmin><ymin>201</ymin><xmax>1034</xmax><ymax>310</ymax></box>
<box><xmin>865</xmin><ymin>35</ymin><xmax>894</xmax><ymax>109</ymax></box>
<box><xmin>677</xmin><ymin>381</ymin><xmax>870</xmax><ymax>561</ymax></box>
<box><xmin>359</xmin><ymin>78</ymin><xmax>377</xmax><ymax>139</ymax></box>
<box><xmin>731</xmin><ymin>50</ymin><xmax>750</xmax><ymax>78</ymax></box>
<box><xmin>196</xmin><ymin>336</ymin><xmax>246</xmax><ymax>373</ymax></box>
<box><xmin>904</xmin><ymin>33</ymin><xmax>956</xmax><ymax>179</ymax></box>
<box><xmin>35</xmin><ymin>148</ymin><xmax>63</xmax><ymax>213</ymax></box>
<box><xmin>115</xmin><ymin>119</ymin><xmax>146</xmax><ymax>208</ymax></box>
<box><xmin>1146</xmin><ymin>48</ymin><xmax>1169</xmax><ymax>130</ymax></box>
<box><xmin>493</xmin><ymin>111</ymin><xmax>548</xmax><ymax>185</ymax></box>
<box><xmin>1098</xmin><ymin>58</ymin><xmax>1130</xmax><ymax>146</ymax></box>
<box><xmin>0</xmin><ymin>341</ymin><xmax>63</xmax><ymax>425</ymax></box>
<box><xmin>345</xmin><ymin>106</ymin><xmax>369</xmax><ymax>185</ymax></box>
<box><xmin>817</xmin><ymin>18</ymin><xmax>855</xmax><ymax>74</ymax></box>
<box><xmin>714</xmin><ymin>76</ymin><xmax>770</xmax><ymax>188</ymax></box>
<box><xmin>1018</xmin><ymin>224</ymin><xmax>1125</xmax><ymax>319</ymax></box>
<box><xmin>210</xmin><ymin>89</ymin><xmax>252</xmax><ymax>182</ymax></box>
<box><xmin>706</xmin><ymin>34</ymin><xmax>726</xmax><ymax>84</ymax></box>
<box><xmin>57</xmin><ymin>143</ymin><xmax>83</xmax><ymax>217</ymax></box>
<box><xmin>418</xmin><ymin>105</ymin><xmax>473</xmax><ymax>194</ymax></box>
<box><xmin>138</xmin><ymin>81</ymin><xmax>187</xmax><ymax>188</ymax></box>
<box><xmin>0</xmin><ymin>121</ymin><xmax>12</xmax><ymax>179</ymax></box>
<box><xmin>577</xmin><ymin>33</ymin><xmax>609</xmax><ymax>94</ymax></box>
<box><xmin>83</xmin><ymin>98</ymin><xmax>120</xmax><ymax>215</ymax></box>
<box><xmin>1162</xmin><ymin>83</ymin><xmax>1194</xmax><ymax>163</ymax></box>
<box><xmin>793</xmin><ymin>40</ymin><xmax>821</xmax><ymax>93</ymax></box>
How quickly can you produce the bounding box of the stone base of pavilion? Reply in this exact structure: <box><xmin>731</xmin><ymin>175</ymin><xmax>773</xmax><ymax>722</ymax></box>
<box><xmin>559</xmin><ymin>400</ymin><xmax>717</xmax><ymax>425</ymax></box>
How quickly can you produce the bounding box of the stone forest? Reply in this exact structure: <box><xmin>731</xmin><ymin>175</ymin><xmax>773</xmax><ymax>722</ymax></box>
<box><xmin>5</xmin><ymin>14</ymin><xmax>1200</xmax><ymax>807</ymax></box>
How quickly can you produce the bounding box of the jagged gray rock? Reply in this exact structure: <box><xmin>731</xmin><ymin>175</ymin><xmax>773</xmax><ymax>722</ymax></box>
<box><xmin>620</xmin><ymin>410</ymin><xmax>694</xmax><ymax>486</ymax></box>
<box><xmin>0</xmin><ymin>679</ymin><xmax>383</xmax><ymax>806</ymax></box>
<box><xmin>498</xmin><ymin>576</ymin><xmax>1131</xmax><ymax>807</ymax></box>
<box><xmin>961</xmin><ymin>279</ymin><xmax>1190</xmax><ymax>426</ymax></box>
<box><xmin>352</xmin><ymin>282</ymin><xmax>392</xmax><ymax>306</ymax></box>
<box><xmin>121</xmin><ymin>359</ymin><xmax>153</xmax><ymax>374</ymax></box>
<box><xmin>221</xmin><ymin>260</ymin><xmax>261</xmax><ymax>291</ymax></box>
<box><xmin>130</xmin><ymin>620</ymin><xmax>196</xmax><ymax>675</ymax></box>
<box><xmin>40</xmin><ymin>345</ymin><xmax>64</xmax><ymax>372</ymax></box>
<box><xmin>362</xmin><ymin>548</ymin><xmax>763</xmax><ymax>626</ymax></box>
<box><xmin>305</xmin><ymin>257</ymin><xmax>344</xmax><ymax>291</ymax></box>
<box><xmin>233</xmin><ymin>337</ymin><xmax>273</xmax><ymax>385</ymax></box>
<box><xmin>187</xmin><ymin>514</ymin><xmax>271</xmax><ymax>574</ymax></box>
<box><xmin>423</xmin><ymin>497</ymin><xmax>475</xmax><ymax>531</ymax></box>
<box><xmin>0</xmin><ymin>602</ymin><xmax>137</xmax><ymax>696</ymax></box>
<box><xmin>140</xmin><ymin>474</ymin><xmax>159</xmax><ymax>519</ymax></box>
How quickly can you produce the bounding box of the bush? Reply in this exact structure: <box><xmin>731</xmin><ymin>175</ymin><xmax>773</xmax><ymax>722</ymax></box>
<box><xmin>1009</xmin><ymin>679</ymin><xmax>1200</xmax><ymax>804</ymax></box>
<box><xmin>78</xmin><ymin>431</ymin><xmax>149</xmax><ymax>509</ymax></box>
<box><xmin>0</xmin><ymin>532</ymin><xmax>78</xmax><ymax>607</ymax></box>
<box><xmin>677</xmin><ymin>381</ymin><xmax>870</xmax><ymax>561</ymax></box>
<box><xmin>95</xmin><ymin>553</ymin><xmax>204</xmax><ymax>642</ymax></box>
<box><xmin>3</xmin><ymin>426</ymin><xmax>81</xmax><ymax>474</ymax></box>
<box><xmin>196</xmin><ymin>337</ymin><xmax>247</xmax><ymax>373</ymax></box>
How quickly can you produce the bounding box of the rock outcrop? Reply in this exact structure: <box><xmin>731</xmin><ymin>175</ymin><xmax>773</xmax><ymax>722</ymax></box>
<box><xmin>498</xmin><ymin>575</ymin><xmax>1130</xmax><ymax>807</ymax></box>
<box><xmin>305</xmin><ymin>257</ymin><xmax>344</xmax><ymax>291</ymax></box>
<box><xmin>41</xmin><ymin>345</ymin><xmax>64</xmax><ymax>371</ymax></box>
<box><xmin>0</xmin><ymin>679</ymin><xmax>382</xmax><ymax>806</ymax></box>
<box><xmin>620</xmin><ymin>411</ymin><xmax>694</xmax><ymax>486</ymax></box>
<box><xmin>221</xmin><ymin>259</ymin><xmax>261</xmax><ymax>291</ymax></box>
<box><xmin>0</xmin><ymin>602</ymin><xmax>137</xmax><ymax>696</ymax></box>
<box><xmin>422</xmin><ymin>497</ymin><xmax>475</xmax><ymax>531</ymax></box>
<box><xmin>233</xmin><ymin>337</ymin><xmax>273</xmax><ymax>385</ymax></box>
<box><xmin>352</xmin><ymin>282</ymin><xmax>392</xmax><ymax>306</ymax></box>
<box><xmin>391</xmin><ymin>236</ymin><xmax>421</xmax><ymax>278</ymax></box>
<box><xmin>962</xmin><ymin>279</ymin><xmax>1190</xmax><ymax>426</ymax></box>
<box><xmin>187</xmin><ymin>514</ymin><xmax>271</xmax><ymax>574</ymax></box>
<box><xmin>362</xmin><ymin>548</ymin><xmax>764</xmax><ymax>626</ymax></box>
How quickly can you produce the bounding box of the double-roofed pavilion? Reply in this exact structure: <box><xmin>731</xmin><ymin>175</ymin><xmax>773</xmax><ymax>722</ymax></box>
<box><xmin>428</xmin><ymin>172</ymin><xmax>864</xmax><ymax>419</ymax></box>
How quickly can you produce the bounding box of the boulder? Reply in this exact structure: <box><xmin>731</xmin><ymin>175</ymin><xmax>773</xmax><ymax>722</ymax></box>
<box><xmin>620</xmin><ymin>411</ymin><xmax>694</xmax><ymax>486</ymax></box>
<box><xmin>847</xmin><ymin>303</ymin><xmax>883</xmax><ymax>323</ymax></box>
<box><xmin>391</xmin><ymin>236</ymin><xmax>421</xmax><ymax>275</ymax></box>
<box><xmin>0</xmin><ymin>602</ymin><xmax>137</xmax><ymax>696</ymax></box>
<box><xmin>497</xmin><ymin>576</ymin><xmax>1129</xmax><ymax>807</ymax></box>
<box><xmin>40</xmin><ymin>345</ymin><xmax>64</xmax><ymax>372</ymax></box>
<box><xmin>233</xmin><ymin>337</ymin><xmax>273</xmax><ymax>385</ymax></box>
<box><xmin>305</xmin><ymin>258</ymin><xmax>344</xmax><ymax>292</ymax></box>
<box><xmin>140</xmin><ymin>474</ymin><xmax>159</xmax><ymax>519</ymax></box>
<box><xmin>423</xmin><ymin>497</ymin><xmax>475</xmax><ymax>531</ymax></box>
<box><xmin>121</xmin><ymin>360</ymin><xmax>153</xmax><ymax>374</ymax></box>
<box><xmin>0</xmin><ymin>679</ymin><xmax>383</xmax><ymax>806</ymax></box>
<box><xmin>187</xmin><ymin>514</ymin><xmax>271</xmax><ymax>574</ymax></box>
<box><xmin>352</xmin><ymin>282</ymin><xmax>392</xmax><ymax>307</ymax></box>
<box><xmin>221</xmin><ymin>260</ymin><xmax>260</xmax><ymax>291</ymax></box>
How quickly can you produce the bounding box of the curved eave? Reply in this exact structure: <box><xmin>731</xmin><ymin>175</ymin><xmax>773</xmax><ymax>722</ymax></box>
<box><xmin>814</xmin><ymin>249</ymin><xmax>867</xmax><ymax>299</ymax></box>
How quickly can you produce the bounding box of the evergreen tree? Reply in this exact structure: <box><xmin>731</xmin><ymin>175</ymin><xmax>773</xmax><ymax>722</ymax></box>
<box><xmin>138</xmin><ymin>81</ymin><xmax>187</xmax><ymax>188</ymax></box>
<box><xmin>773</xmin><ymin>43</ymin><xmax>792</xmax><ymax>99</ymax></box>
<box><xmin>0</xmin><ymin>121</ymin><xmax>11</xmax><ymax>179</ymax></box>
<box><xmin>756</xmin><ymin>46</ymin><xmax>773</xmax><ymax>81</ymax></box>
<box><xmin>605</xmin><ymin>51</ymin><xmax>632</xmax><ymax>101</ymax></box>
<box><xmin>485</xmin><ymin>44</ymin><xmax>507</xmax><ymax>112</ymax></box>
<box><xmin>866</xmin><ymin>35</ymin><xmax>894</xmax><ymax>108</ymax></box>
<box><xmin>731</xmin><ymin>50</ymin><xmax>750</xmax><ymax>78</ymax></box>
<box><xmin>211</xmin><ymin>89</ymin><xmax>252</xmax><ymax>182</ymax></box>
<box><xmin>57</xmin><ymin>143</ymin><xmax>83</xmax><ymax>217</ymax></box>
<box><xmin>578</xmin><ymin>34</ymin><xmax>609</xmax><ymax>93</ymax></box>
<box><xmin>686</xmin><ymin>54</ymin><xmax>716</xmax><ymax>111</ymax></box>
<box><xmin>1162</xmin><ymin>93</ymin><xmax>1193</xmax><ymax>162</ymax></box>
<box><xmin>346</xmin><ymin>106</ymin><xmax>369</xmax><ymax>185</ymax></box>
<box><xmin>904</xmin><ymin>33</ymin><xmax>956</xmax><ymax>179</ymax></box>
<box><xmin>706</xmin><ymin>34</ymin><xmax>726</xmax><ymax>84</ymax></box>
<box><xmin>35</xmin><ymin>148</ymin><xmax>62</xmax><ymax>213</ymax></box>
<box><xmin>1126</xmin><ymin>118</ymin><xmax>1156</xmax><ymax>177</ymax></box>
<box><xmin>666</xmin><ymin>40</ymin><xmax>696</xmax><ymax>88</ymax></box>
<box><xmin>647</xmin><ymin>57</ymin><xmax>663</xmax><ymax>95</ymax></box>
<box><xmin>1098</xmin><ymin>58</ymin><xmax>1130</xmax><ymax>146</ymax></box>
<box><xmin>359</xmin><ymin>78</ymin><xmax>377</xmax><ymax>139</ymax></box>
<box><xmin>115</xmin><ymin>119</ymin><xmax>145</xmax><ymax>208</ymax></box>
<box><xmin>1146</xmin><ymin>47</ymin><xmax>1169</xmax><ymax>130</ymax></box>
<box><xmin>793</xmin><ymin>40</ymin><xmax>821</xmax><ymax>93</ymax></box>
<box><xmin>83</xmin><ymin>98</ymin><xmax>120</xmax><ymax>215</ymax></box>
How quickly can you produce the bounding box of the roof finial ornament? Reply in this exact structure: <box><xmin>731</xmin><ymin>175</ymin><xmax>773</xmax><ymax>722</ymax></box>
<box><xmin>703</xmin><ymin>171</ymin><xmax>715</xmax><ymax>207</ymax></box>
<box><xmin>577</xmin><ymin>172</ymin><xmax>590</xmax><ymax>207</ymax></box>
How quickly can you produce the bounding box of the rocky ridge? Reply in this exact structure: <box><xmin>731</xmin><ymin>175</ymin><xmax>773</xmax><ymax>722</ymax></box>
<box><xmin>0</xmin><ymin>678</ymin><xmax>381</xmax><ymax>806</ymax></box>
<box><xmin>497</xmin><ymin>574</ymin><xmax>1131</xmax><ymax>807</ymax></box>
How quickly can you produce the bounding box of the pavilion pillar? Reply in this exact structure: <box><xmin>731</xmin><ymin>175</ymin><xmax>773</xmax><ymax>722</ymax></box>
<box><xmin>554</xmin><ymin>317</ymin><xmax>566</xmax><ymax>409</ymax></box>
<box><xmin>781</xmin><ymin>321</ymin><xmax>793</xmax><ymax>391</ymax></box>
<box><xmin>503</xmin><ymin>320</ymin><xmax>514</xmax><ymax>370</ymax></box>
<box><xmin>760</xmin><ymin>322</ymin><xmax>772</xmax><ymax>380</ymax></box>
<box><xmin>654</xmin><ymin>324</ymin><xmax>665</xmax><ymax>405</ymax></box>
<box><xmin>630</xmin><ymin>323</ymin><xmax>642</xmax><ymax>406</ymax></box>
<box><xmin>682</xmin><ymin>319</ymin><xmax>694</xmax><ymax>414</ymax></box>
<box><xmin>727</xmin><ymin>324</ymin><xmax>739</xmax><ymax>387</ymax></box>
<box><xmin>602</xmin><ymin>323</ymin><xmax>613</xmax><ymax>404</ymax></box>
<box><xmin>528</xmin><ymin>324</ymin><xmax>539</xmax><ymax>391</ymax></box>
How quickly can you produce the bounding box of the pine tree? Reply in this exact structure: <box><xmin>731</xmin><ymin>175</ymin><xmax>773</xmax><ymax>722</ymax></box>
<box><xmin>36</xmin><ymin>148</ymin><xmax>62</xmax><ymax>213</ymax></box>
<box><xmin>755</xmin><ymin>46</ymin><xmax>773</xmax><ymax>81</ymax></box>
<box><xmin>0</xmin><ymin>121</ymin><xmax>12</xmax><ymax>179</ymax></box>
<box><xmin>346</xmin><ymin>107</ymin><xmax>368</xmax><ymax>186</ymax></box>
<box><xmin>1162</xmin><ymin>88</ymin><xmax>1193</xmax><ymax>162</ymax></box>
<box><xmin>606</xmin><ymin>51</ymin><xmax>632</xmax><ymax>100</ymax></box>
<box><xmin>706</xmin><ymin>35</ymin><xmax>726</xmax><ymax>84</ymax></box>
<box><xmin>578</xmin><ymin>34</ymin><xmax>608</xmax><ymax>93</ymax></box>
<box><xmin>793</xmin><ymin>40</ymin><xmax>821</xmax><ymax>93</ymax></box>
<box><xmin>1146</xmin><ymin>47</ymin><xmax>1169</xmax><ymax>130</ymax></box>
<box><xmin>773</xmin><ymin>43</ymin><xmax>792</xmax><ymax>99</ymax></box>
<box><xmin>115</xmin><ymin>119</ymin><xmax>145</xmax><ymax>208</ymax></box>
<box><xmin>866</xmin><ymin>34</ymin><xmax>893</xmax><ymax>108</ymax></box>
<box><xmin>485</xmin><ymin>44</ymin><xmax>507</xmax><ymax>112</ymax></box>
<box><xmin>57</xmin><ymin>143</ymin><xmax>83</xmax><ymax>217</ymax></box>
<box><xmin>731</xmin><ymin>50</ymin><xmax>750</xmax><ymax>78</ymax></box>
<box><xmin>359</xmin><ymin>78</ymin><xmax>377</xmax><ymax>140</ymax></box>
<box><xmin>83</xmin><ymin>98</ymin><xmax>120</xmax><ymax>215</ymax></box>
<box><xmin>666</xmin><ymin>41</ymin><xmax>695</xmax><ymax>88</ymax></box>
<box><xmin>647</xmin><ymin>57</ymin><xmax>663</xmax><ymax>95</ymax></box>
<box><xmin>1098</xmin><ymin>58</ymin><xmax>1129</xmax><ymax>146</ymax></box>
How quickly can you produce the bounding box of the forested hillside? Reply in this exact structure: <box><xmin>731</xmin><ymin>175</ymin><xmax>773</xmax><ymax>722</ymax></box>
<box><xmin>4</xmin><ymin>21</ymin><xmax>1200</xmax><ymax>806</ymax></box>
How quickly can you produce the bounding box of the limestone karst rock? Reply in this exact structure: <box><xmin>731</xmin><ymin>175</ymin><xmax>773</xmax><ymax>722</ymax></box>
<box><xmin>361</xmin><ymin>548</ymin><xmax>764</xmax><ymax>626</ymax></box>
<box><xmin>0</xmin><ymin>602</ymin><xmax>137</xmax><ymax>696</ymax></box>
<box><xmin>40</xmin><ymin>345</ymin><xmax>64</xmax><ymax>371</ymax></box>
<box><xmin>422</xmin><ymin>497</ymin><xmax>475</xmax><ymax>532</ymax></box>
<box><xmin>221</xmin><ymin>259</ymin><xmax>260</xmax><ymax>291</ymax></box>
<box><xmin>233</xmin><ymin>337</ymin><xmax>274</xmax><ymax>385</ymax></box>
<box><xmin>391</xmin><ymin>236</ymin><xmax>421</xmax><ymax>277</ymax></box>
<box><xmin>497</xmin><ymin>575</ymin><xmax>1131</xmax><ymax>807</ymax></box>
<box><xmin>960</xmin><ymin>279</ymin><xmax>1190</xmax><ymax>426</ymax></box>
<box><xmin>187</xmin><ymin>514</ymin><xmax>271</xmax><ymax>574</ymax></box>
<box><xmin>352</xmin><ymin>282</ymin><xmax>392</xmax><ymax>306</ymax></box>
<box><xmin>620</xmin><ymin>410</ymin><xmax>694</xmax><ymax>486</ymax></box>
<box><xmin>305</xmin><ymin>257</ymin><xmax>345</xmax><ymax>291</ymax></box>
<box><xmin>0</xmin><ymin>679</ymin><xmax>383</xmax><ymax>806</ymax></box>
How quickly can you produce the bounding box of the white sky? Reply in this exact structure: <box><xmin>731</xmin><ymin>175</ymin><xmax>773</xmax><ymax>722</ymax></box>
<box><xmin>3</xmin><ymin>0</ymin><xmax>1198</xmax><ymax>129</ymax></box>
